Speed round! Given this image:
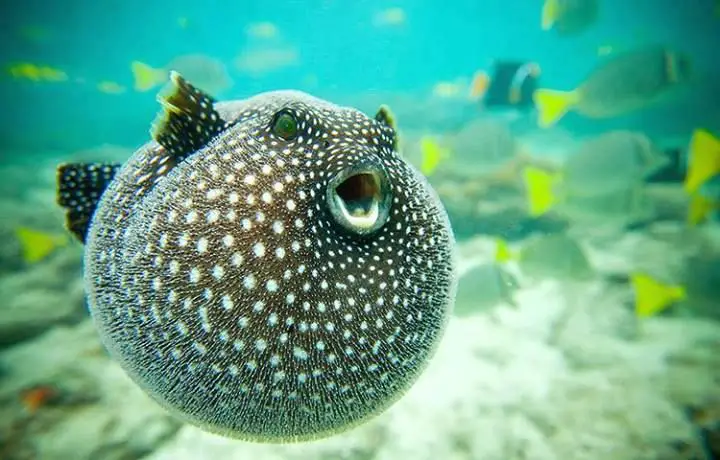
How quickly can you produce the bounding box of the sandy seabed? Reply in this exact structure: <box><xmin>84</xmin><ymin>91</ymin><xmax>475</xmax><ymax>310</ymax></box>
<box><xmin>1</xmin><ymin>230</ymin><xmax>718</xmax><ymax>460</ymax></box>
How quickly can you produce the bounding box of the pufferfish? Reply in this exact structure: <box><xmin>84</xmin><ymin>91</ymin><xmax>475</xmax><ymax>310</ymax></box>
<box><xmin>55</xmin><ymin>72</ymin><xmax>457</xmax><ymax>442</ymax></box>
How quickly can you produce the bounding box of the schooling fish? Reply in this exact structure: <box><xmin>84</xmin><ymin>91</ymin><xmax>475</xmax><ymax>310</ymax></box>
<box><xmin>55</xmin><ymin>72</ymin><xmax>457</xmax><ymax>442</ymax></box>
<box><xmin>533</xmin><ymin>46</ymin><xmax>692</xmax><ymax>127</ymax></box>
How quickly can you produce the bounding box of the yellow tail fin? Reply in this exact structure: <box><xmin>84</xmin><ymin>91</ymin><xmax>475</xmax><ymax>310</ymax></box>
<box><xmin>522</xmin><ymin>166</ymin><xmax>559</xmax><ymax>217</ymax></box>
<box><xmin>631</xmin><ymin>273</ymin><xmax>686</xmax><ymax>318</ymax></box>
<box><xmin>494</xmin><ymin>239</ymin><xmax>516</xmax><ymax>263</ymax></box>
<box><xmin>687</xmin><ymin>193</ymin><xmax>717</xmax><ymax>226</ymax></box>
<box><xmin>419</xmin><ymin>136</ymin><xmax>450</xmax><ymax>176</ymax></box>
<box><xmin>541</xmin><ymin>0</ymin><xmax>559</xmax><ymax>30</ymax></box>
<box><xmin>533</xmin><ymin>89</ymin><xmax>578</xmax><ymax>128</ymax></box>
<box><xmin>684</xmin><ymin>129</ymin><xmax>720</xmax><ymax>194</ymax></box>
<box><xmin>131</xmin><ymin>61</ymin><xmax>165</xmax><ymax>92</ymax></box>
<box><xmin>469</xmin><ymin>71</ymin><xmax>490</xmax><ymax>101</ymax></box>
<box><xmin>15</xmin><ymin>227</ymin><xmax>69</xmax><ymax>263</ymax></box>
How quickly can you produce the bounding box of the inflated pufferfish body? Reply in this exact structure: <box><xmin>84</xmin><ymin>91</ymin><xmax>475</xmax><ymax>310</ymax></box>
<box><xmin>55</xmin><ymin>72</ymin><xmax>457</xmax><ymax>442</ymax></box>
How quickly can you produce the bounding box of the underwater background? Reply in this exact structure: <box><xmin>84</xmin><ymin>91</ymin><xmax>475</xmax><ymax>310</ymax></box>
<box><xmin>1</xmin><ymin>0</ymin><xmax>720</xmax><ymax>459</ymax></box>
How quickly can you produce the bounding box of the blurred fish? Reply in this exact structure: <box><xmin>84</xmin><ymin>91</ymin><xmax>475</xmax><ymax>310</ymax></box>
<box><xmin>430</xmin><ymin>118</ymin><xmax>519</xmax><ymax>179</ymax></box>
<box><xmin>234</xmin><ymin>46</ymin><xmax>299</xmax><ymax>75</ymax></box>
<box><xmin>177</xmin><ymin>17</ymin><xmax>189</xmax><ymax>29</ymax></box>
<box><xmin>419</xmin><ymin>136</ymin><xmax>451</xmax><ymax>176</ymax></box>
<box><xmin>470</xmin><ymin>60</ymin><xmax>541</xmax><ymax>110</ymax></box>
<box><xmin>632</xmin><ymin>253</ymin><xmax>720</xmax><ymax>318</ymax></box>
<box><xmin>533</xmin><ymin>46</ymin><xmax>692</xmax><ymax>127</ymax></box>
<box><xmin>565</xmin><ymin>185</ymin><xmax>657</xmax><ymax>228</ymax></box>
<box><xmin>453</xmin><ymin>262</ymin><xmax>519</xmax><ymax>317</ymax></box>
<box><xmin>15</xmin><ymin>227</ymin><xmax>70</xmax><ymax>263</ymax></box>
<box><xmin>689</xmin><ymin>177</ymin><xmax>720</xmax><ymax>225</ymax></box>
<box><xmin>432</xmin><ymin>80</ymin><xmax>465</xmax><ymax>99</ymax></box>
<box><xmin>97</xmin><ymin>81</ymin><xmax>126</xmax><ymax>94</ymax></box>
<box><xmin>523</xmin><ymin>131</ymin><xmax>667</xmax><ymax>216</ymax></box>
<box><xmin>131</xmin><ymin>55</ymin><xmax>232</xmax><ymax>95</ymax></box>
<box><xmin>685</xmin><ymin>130</ymin><xmax>720</xmax><ymax>225</ymax></box>
<box><xmin>541</xmin><ymin>0</ymin><xmax>599</xmax><ymax>35</ymax></box>
<box><xmin>630</xmin><ymin>273</ymin><xmax>683</xmax><ymax>317</ymax></box>
<box><xmin>6</xmin><ymin>62</ymin><xmax>68</xmax><ymax>82</ymax></box>
<box><xmin>685</xmin><ymin>129</ymin><xmax>720</xmax><ymax>194</ymax></box>
<box><xmin>527</xmin><ymin>169</ymin><xmax>657</xmax><ymax>229</ymax></box>
<box><xmin>495</xmin><ymin>233</ymin><xmax>594</xmax><ymax>281</ymax></box>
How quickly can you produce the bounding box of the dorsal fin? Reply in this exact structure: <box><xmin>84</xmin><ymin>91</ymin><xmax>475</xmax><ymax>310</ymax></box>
<box><xmin>150</xmin><ymin>71</ymin><xmax>230</xmax><ymax>163</ymax></box>
<box><xmin>375</xmin><ymin>105</ymin><xmax>397</xmax><ymax>130</ymax></box>
<box><xmin>374</xmin><ymin>104</ymin><xmax>399</xmax><ymax>151</ymax></box>
<box><xmin>56</xmin><ymin>162</ymin><xmax>121</xmax><ymax>243</ymax></box>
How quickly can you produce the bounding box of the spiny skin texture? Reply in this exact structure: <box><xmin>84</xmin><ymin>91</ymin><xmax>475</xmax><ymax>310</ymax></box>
<box><xmin>84</xmin><ymin>90</ymin><xmax>457</xmax><ymax>442</ymax></box>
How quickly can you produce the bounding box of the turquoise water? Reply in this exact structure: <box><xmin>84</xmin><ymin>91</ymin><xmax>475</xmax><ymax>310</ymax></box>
<box><xmin>1</xmin><ymin>0</ymin><xmax>719</xmax><ymax>151</ymax></box>
<box><xmin>1</xmin><ymin>1</ymin><xmax>720</xmax><ymax>459</ymax></box>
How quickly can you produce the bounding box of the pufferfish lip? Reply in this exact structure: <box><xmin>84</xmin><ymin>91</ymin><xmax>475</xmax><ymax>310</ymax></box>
<box><xmin>57</xmin><ymin>72</ymin><xmax>456</xmax><ymax>443</ymax></box>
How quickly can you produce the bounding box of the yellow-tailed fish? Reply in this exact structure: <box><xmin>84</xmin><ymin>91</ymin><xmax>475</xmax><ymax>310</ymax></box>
<box><xmin>130</xmin><ymin>61</ymin><xmax>168</xmax><ymax>92</ymax></box>
<box><xmin>132</xmin><ymin>55</ymin><xmax>232</xmax><ymax>95</ymax></box>
<box><xmin>469</xmin><ymin>70</ymin><xmax>490</xmax><ymax>101</ymax></box>
<box><xmin>631</xmin><ymin>273</ymin><xmax>686</xmax><ymax>318</ymax></box>
<box><xmin>684</xmin><ymin>129</ymin><xmax>720</xmax><ymax>194</ymax></box>
<box><xmin>541</xmin><ymin>0</ymin><xmax>598</xmax><ymax>36</ymax></box>
<box><xmin>533</xmin><ymin>46</ymin><xmax>691</xmax><ymax>128</ymax></box>
<box><xmin>419</xmin><ymin>136</ymin><xmax>450</xmax><ymax>176</ymax></box>
<box><xmin>522</xmin><ymin>166</ymin><xmax>562</xmax><ymax>216</ymax></box>
<box><xmin>495</xmin><ymin>234</ymin><xmax>593</xmax><ymax>281</ymax></box>
<box><xmin>453</xmin><ymin>262</ymin><xmax>519</xmax><ymax>317</ymax></box>
<box><xmin>522</xmin><ymin>131</ymin><xmax>664</xmax><ymax>223</ymax></box>
<box><xmin>15</xmin><ymin>227</ymin><xmax>70</xmax><ymax>263</ymax></box>
<box><xmin>6</xmin><ymin>63</ymin><xmax>68</xmax><ymax>82</ymax></box>
<box><xmin>494</xmin><ymin>238</ymin><xmax>515</xmax><ymax>263</ymax></box>
<box><xmin>541</xmin><ymin>0</ymin><xmax>560</xmax><ymax>30</ymax></box>
<box><xmin>97</xmin><ymin>81</ymin><xmax>126</xmax><ymax>94</ymax></box>
<box><xmin>687</xmin><ymin>194</ymin><xmax>718</xmax><ymax>226</ymax></box>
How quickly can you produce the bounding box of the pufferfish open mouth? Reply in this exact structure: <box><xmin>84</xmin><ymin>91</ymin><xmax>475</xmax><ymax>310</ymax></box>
<box><xmin>332</xmin><ymin>171</ymin><xmax>385</xmax><ymax>231</ymax></box>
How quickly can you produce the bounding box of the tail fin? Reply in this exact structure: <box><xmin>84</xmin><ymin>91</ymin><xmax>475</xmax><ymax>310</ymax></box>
<box><xmin>541</xmin><ymin>0</ymin><xmax>559</xmax><ymax>30</ymax></box>
<box><xmin>469</xmin><ymin>71</ymin><xmax>490</xmax><ymax>101</ymax></box>
<box><xmin>533</xmin><ymin>89</ymin><xmax>578</xmax><ymax>128</ymax></box>
<box><xmin>522</xmin><ymin>166</ymin><xmax>560</xmax><ymax>217</ymax></box>
<box><xmin>631</xmin><ymin>273</ymin><xmax>686</xmax><ymax>318</ymax></box>
<box><xmin>419</xmin><ymin>136</ymin><xmax>450</xmax><ymax>177</ymax></box>
<box><xmin>56</xmin><ymin>162</ymin><xmax>121</xmax><ymax>243</ymax></box>
<box><xmin>15</xmin><ymin>227</ymin><xmax>69</xmax><ymax>263</ymax></box>
<box><xmin>494</xmin><ymin>238</ymin><xmax>516</xmax><ymax>263</ymax></box>
<box><xmin>684</xmin><ymin>129</ymin><xmax>720</xmax><ymax>194</ymax></box>
<box><xmin>687</xmin><ymin>193</ymin><xmax>717</xmax><ymax>226</ymax></box>
<box><xmin>131</xmin><ymin>61</ymin><xmax>165</xmax><ymax>92</ymax></box>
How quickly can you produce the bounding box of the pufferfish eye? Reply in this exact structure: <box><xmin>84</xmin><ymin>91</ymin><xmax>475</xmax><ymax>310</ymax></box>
<box><xmin>327</xmin><ymin>161</ymin><xmax>392</xmax><ymax>236</ymax></box>
<box><xmin>271</xmin><ymin>110</ymin><xmax>299</xmax><ymax>141</ymax></box>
